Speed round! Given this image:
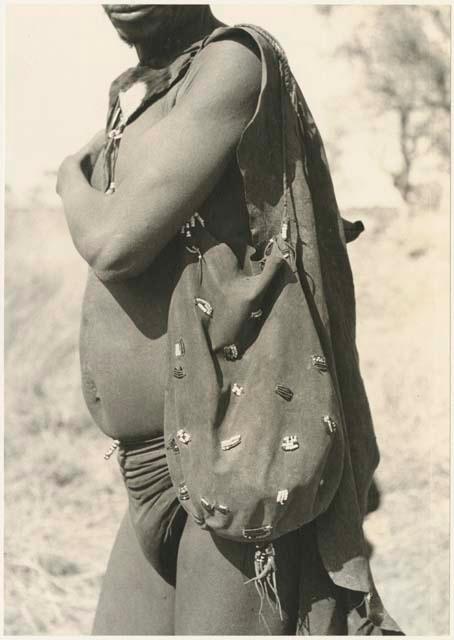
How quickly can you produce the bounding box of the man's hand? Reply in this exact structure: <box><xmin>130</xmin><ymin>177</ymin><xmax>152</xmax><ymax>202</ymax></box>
<box><xmin>56</xmin><ymin>130</ymin><xmax>105</xmax><ymax>196</ymax></box>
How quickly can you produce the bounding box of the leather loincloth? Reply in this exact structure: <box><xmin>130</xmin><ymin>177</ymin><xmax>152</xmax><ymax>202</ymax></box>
<box><xmin>117</xmin><ymin>435</ymin><xmax>187</xmax><ymax>586</ymax></box>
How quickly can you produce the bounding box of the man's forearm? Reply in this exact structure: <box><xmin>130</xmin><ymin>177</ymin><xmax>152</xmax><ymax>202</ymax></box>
<box><xmin>58</xmin><ymin>154</ymin><xmax>194</xmax><ymax>282</ymax></box>
<box><xmin>59</xmin><ymin>157</ymin><xmax>114</xmax><ymax>274</ymax></box>
<box><xmin>57</xmin><ymin>37</ymin><xmax>262</xmax><ymax>281</ymax></box>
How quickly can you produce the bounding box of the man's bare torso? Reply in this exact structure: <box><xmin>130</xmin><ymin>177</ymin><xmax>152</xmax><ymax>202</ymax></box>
<box><xmin>80</xmin><ymin>87</ymin><xmax>183</xmax><ymax>440</ymax></box>
<box><xmin>79</xmin><ymin>77</ymin><xmax>249</xmax><ymax>440</ymax></box>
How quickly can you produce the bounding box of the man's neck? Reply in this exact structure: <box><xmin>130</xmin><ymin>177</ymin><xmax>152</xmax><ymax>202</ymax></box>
<box><xmin>135</xmin><ymin>10</ymin><xmax>224</xmax><ymax>68</ymax></box>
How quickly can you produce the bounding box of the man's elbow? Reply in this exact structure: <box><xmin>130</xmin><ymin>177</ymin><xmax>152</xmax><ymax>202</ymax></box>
<box><xmin>93</xmin><ymin>263</ymin><xmax>141</xmax><ymax>283</ymax></box>
<box><xmin>89</xmin><ymin>242</ymin><xmax>149</xmax><ymax>282</ymax></box>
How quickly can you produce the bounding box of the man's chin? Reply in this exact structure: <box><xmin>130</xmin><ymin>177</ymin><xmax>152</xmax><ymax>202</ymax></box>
<box><xmin>103</xmin><ymin>5</ymin><xmax>204</xmax><ymax>48</ymax></box>
<box><xmin>103</xmin><ymin>6</ymin><xmax>153</xmax><ymax>44</ymax></box>
<box><xmin>108</xmin><ymin>18</ymin><xmax>160</xmax><ymax>47</ymax></box>
<box><xmin>116</xmin><ymin>30</ymin><xmax>137</xmax><ymax>47</ymax></box>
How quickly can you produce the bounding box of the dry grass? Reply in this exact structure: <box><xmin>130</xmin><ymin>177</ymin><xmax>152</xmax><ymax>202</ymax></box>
<box><xmin>5</xmin><ymin>194</ymin><xmax>125</xmax><ymax>635</ymax></box>
<box><xmin>4</xmin><ymin>192</ymin><xmax>450</xmax><ymax>635</ymax></box>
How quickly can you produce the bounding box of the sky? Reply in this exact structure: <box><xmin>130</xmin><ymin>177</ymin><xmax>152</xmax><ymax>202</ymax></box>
<box><xmin>5</xmin><ymin>3</ymin><xmax>404</xmax><ymax>208</ymax></box>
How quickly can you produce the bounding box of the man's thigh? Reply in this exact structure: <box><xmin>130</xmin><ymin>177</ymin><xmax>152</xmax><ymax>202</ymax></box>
<box><xmin>174</xmin><ymin>519</ymin><xmax>301</xmax><ymax>635</ymax></box>
<box><xmin>92</xmin><ymin>511</ymin><xmax>175</xmax><ymax>635</ymax></box>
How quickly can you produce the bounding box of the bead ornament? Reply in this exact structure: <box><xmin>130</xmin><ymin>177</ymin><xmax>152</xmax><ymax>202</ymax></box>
<box><xmin>173</xmin><ymin>366</ymin><xmax>186</xmax><ymax>379</ymax></box>
<box><xmin>281</xmin><ymin>435</ymin><xmax>299</xmax><ymax>451</ymax></box>
<box><xmin>166</xmin><ymin>436</ymin><xmax>180</xmax><ymax>454</ymax></box>
<box><xmin>175</xmin><ymin>339</ymin><xmax>185</xmax><ymax>358</ymax></box>
<box><xmin>194</xmin><ymin>297</ymin><xmax>213</xmax><ymax>317</ymax></box>
<box><xmin>180</xmin><ymin>213</ymin><xmax>205</xmax><ymax>238</ymax></box>
<box><xmin>276</xmin><ymin>489</ymin><xmax>289</xmax><ymax>504</ymax></box>
<box><xmin>201</xmin><ymin>497</ymin><xmax>215</xmax><ymax>513</ymax></box>
<box><xmin>275</xmin><ymin>384</ymin><xmax>294</xmax><ymax>401</ymax></box>
<box><xmin>215</xmin><ymin>504</ymin><xmax>230</xmax><ymax>515</ymax></box>
<box><xmin>179</xmin><ymin>483</ymin><xmax>190</xmax><ymax>500</ymax></box>
<box><xmin>242</xmin><ymin>525</ymin><xmax>273</xmax><ymax>541</ymax></box>
<box><xmin>104</xmin><ymin>439</ymin><xmax>120</xmax><ymax>460</ymax></box>
<box><xmin>323</xmin><ymin>415</ymin><xmax>337</xmax><ymax>434</ymax></box>
<box><xmin>176</xmin><ymin>429</ymin><xmax>192</xmax><ymax>445</ymax></box>
<box><xmin>232</xmin><ymin>383</ymin><xmax>244</xmax><ymax>397</ymax></box>
<box><xmin>224</xmin><ymin>344</ymin><xmax>239</xmax><ymax>361</ymax></box>
<box><xmin>221</xmin><ymin>434</ymin><xmax>242</xmax><ymax>451</ymax></box>
<box><xmin>312</xmin><ymin>355</ymin><xmax>328</xmax><ymax>373</ymax></box>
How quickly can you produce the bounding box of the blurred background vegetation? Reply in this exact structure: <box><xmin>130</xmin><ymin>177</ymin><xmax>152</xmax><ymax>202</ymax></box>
<box><xmin>4</xmin><ymin>5</ymin><xmax>450</xmax><ymax>635</ymax></box>
<box><xmin>315</xmin><ymin>5</ymin><xmax>450</xmax><ymax>210</ymax></box>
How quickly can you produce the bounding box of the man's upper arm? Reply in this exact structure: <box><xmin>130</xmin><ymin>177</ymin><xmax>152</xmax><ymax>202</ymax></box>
<box><xmin>94</xmin><ymin>37</ymin><xmax>262</xmax><ymax>280</ymax></box>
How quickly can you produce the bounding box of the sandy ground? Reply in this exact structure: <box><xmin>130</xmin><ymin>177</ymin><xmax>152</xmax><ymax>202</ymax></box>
<box><xmin>4</xmin><ymin>193</ymin><xmax>450</xmax><ymax>635</ymax></box>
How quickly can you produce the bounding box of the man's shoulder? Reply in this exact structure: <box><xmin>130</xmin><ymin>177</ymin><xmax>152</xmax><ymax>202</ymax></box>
<box><xmin>188</xmin><ymin>24</ymin><xmax>290</xmax><ymax>103</ymax></box>
<box><xmin>203</xmin><ymin>24</ymin><xmax>286</xmax><ymax>67</ymax></box>
<box><xmin>176</xmin><ymin>27</ymin><xmax>263</xmax><ymax>110</ymax></box>
<box><xmin>202</xmin><ymin>25</ymin><xmax>261</xmax><ymax>61</ymax></box>
<box><xmin>193</xmin><ymin>26</ymin><xmax>262</xmax><ymax>86</ymax></box>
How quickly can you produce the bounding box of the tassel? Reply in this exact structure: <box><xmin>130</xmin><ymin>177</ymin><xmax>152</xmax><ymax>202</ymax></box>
<box><xmin>244</xmin><ymin>543</ymin><xmax>283</xmax><ymax>622</ymax></box>
<box><xmin>185</xmin><ymin>245</ymin><xmax>204</xmax><ymax>283</ymax></box>
<box><xmin>103</xmin><ymin>102</ymin><xmax>125</xmax><ymax>196</ymax></box>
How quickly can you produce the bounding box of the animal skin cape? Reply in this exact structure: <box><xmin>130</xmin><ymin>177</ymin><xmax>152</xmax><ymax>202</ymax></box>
<box><xmin>106</xmin><ymin>24</ymin><xmax>402</xmax><ymax>634</ymax></box>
